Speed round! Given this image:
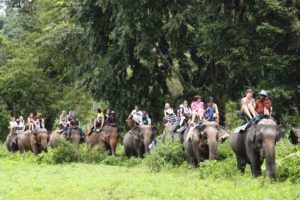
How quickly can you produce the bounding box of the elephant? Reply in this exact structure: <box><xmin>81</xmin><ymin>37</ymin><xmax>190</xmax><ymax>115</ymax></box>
<box><xmin>30</xmin><ymin>128</ymin><xmax>49</xmax><ymax>155</ymax></box>
<box><xmin>18</xmin><ymin>131</ymin><xmax>32</xmax><ymax>153</ymax></box>
<box><xmin>87</xmin><ymin>126</ymin><xmax>118</xmax><ymax>155</ymax></box>
<box><xmin>161</xmin><ymin>123</ymin><xmax>179</xmax><ymax>143</ymax></box>
<box><xmin>66</xmin><ymin>128</ymin><xmax>83</xmax><ymax>147</ymax></box>
<box><xmin>184</xmin><ymin>121</ymin><xmax>230</xmax><ymax>166</ymax></box>
<box><xmin>230</xmin><ymin>118</ymin><xmax>284</xmax><ymax>180</ymax></box>
<box><xmin>6</xmin><ymin>133</ymin><xmax>19</xmax><ymax>152</ymax></box>
<box><xmin>289</xmin><ymin>124</ymin><xmax>300</xmax><ymax>145</ymax></box>
<box><xmin>49</xmin><ymin>130</ymin><xmax>65</xmax><ymax>148</ymax></box>
<box><xmin>123</xmin><ymin>125</ymin><xmax>158</xmax><ymax>158</ymax></box>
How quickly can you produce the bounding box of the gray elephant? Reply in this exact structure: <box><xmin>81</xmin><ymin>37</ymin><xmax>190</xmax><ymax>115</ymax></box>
<box><xmin>184</xmin><ymin>121</ymin><xmax>230</xmax><ymax>166</ymax></box>
<box><xmin>289</xmin><ymin>124</ymin><xmax>300</xmax><ymax>145</ymax></box>
<box><xmin>49</xmin><ymin>130</ymin><xmax>65</xmax><ymax>148</ymax></box>
<box><xmin>123</xmin><ymin>125</ymin><xmax>158</xmax><ymax>158</ymax></box>
<box><xmin>230</xmin><ymin>118</ymin><xmax>284</xmax><ymax>179</ymax></box>
<box><xmin>162</xmin><ymin>123</ymin><xmax>179</xmax><ymax>143</ymax></box>
<box><xmin>67</xmin><ymin>128</ymin><xmax>84</xmax><ymax>147</ymax></box>
<box><xmin>30</xmin><ymin>129</ymin><xmax>49</xmax><ymax>155</ymax></box>
<box><xmin>6</xmin><ymin>134</ymin><xmax>19</xmax><ymax>152</ymax></box>
<box><xmin>18</xmin><ymin>131</ymin><xmax>32</xmax><ymax>153</ymax></box>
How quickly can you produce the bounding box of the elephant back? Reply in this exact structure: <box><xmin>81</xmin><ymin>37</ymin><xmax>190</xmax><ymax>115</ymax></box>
<box><xmin>69</xmin><ymin>128</ymin><xmax>81</xmax><ymax>145</ymax></box>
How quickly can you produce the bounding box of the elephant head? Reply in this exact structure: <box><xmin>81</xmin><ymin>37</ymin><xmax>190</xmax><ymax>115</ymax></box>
<box><xmin>6</xmin><ymin>134</ymin><xmax>19</xmax><ymax>152</ymax></box>
<box><xmin>193</xmin><ymin>121</ymin><xmax>230</xmax><ymax>160</ymax></box>
<box><xmin>69</xmin><ymin>128</ymin><xmax>81</xmax><ymax>147</ymax></box>
<box><xmin>141</xmin><ymin>125</ymin><xmax>156</xmax><ymax>154</ymax></box>
<box><xmin>248</xmin><ymin>118</ymin><xmax>284</xmax><ymax>179</ymax></box>
<box><xmin>131</xmin><ymin>125</ymin><xmax>155</xmax><ymax>154</ymax></box>
<box><xmin>31</xmin><ymin>129</ymin><xmax>49</xmax><ymax>154</ymax></box>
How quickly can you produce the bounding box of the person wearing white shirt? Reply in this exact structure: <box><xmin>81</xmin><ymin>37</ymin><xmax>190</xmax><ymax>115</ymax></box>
<box><xmin>128</xmin><ymin>105</ymin><xmax>143</xmax><ymax>125</ymax></box>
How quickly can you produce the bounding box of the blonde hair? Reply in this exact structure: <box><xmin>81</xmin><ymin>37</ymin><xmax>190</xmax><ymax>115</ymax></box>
<box><xmin>165</xmin><ymin>103</ymin><xmax>170</xmax><ymax>109</ymax></box>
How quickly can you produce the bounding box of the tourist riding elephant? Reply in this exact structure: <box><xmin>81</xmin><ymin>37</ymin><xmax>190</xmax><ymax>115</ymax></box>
<box><xmin>289</xmin><ymin>124</ymin><xmax>300</xmax><ymax>145</ymax></box>
<box><xmin>230</xmin><ymin>118</ymin><xmax>285</xmax><ymax>180</ymax></box>
<box><xmin>184</xmin><ymin>121</ymin><xmax>230</xmax><ymax>166</ymax></box>
<box><xmin>18</xmin><ymin>131</ymin><xmax>31</xmax><ymax>153</ymax></box>
<box><xmin>6</xmin><ymin>133</ymin><xmax>19</xmax><ymax>152</ymax></box>
<box><xmin>123</xmin><ymin>125</ymin><xmax>158</xmax><ymax>158</ymax></box>
<box><xmin>87</xmin><ymin>126</ymin><xmax>118</xmax><ymax>155</ymax></box>
<box><xmin>30</xmin><ymin>128</ymin><xmax>49</xmax><ymax>155</ymax></box>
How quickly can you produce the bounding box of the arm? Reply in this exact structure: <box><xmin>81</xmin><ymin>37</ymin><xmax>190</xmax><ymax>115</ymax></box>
<box><xmin>265</xmin><ymin>99</ymin><xmax>272</xmax><ymax>112</ymax></box>
<box><xmin>100</xmin><ymin>117</ymin><xmax>105</xmax><ymax>130</ymax></box>
<box><xmin>128</xmin><ymin>110</ymin><xmax>134</xmax><ymax>119</ymax></box>
<box><xmin>215</xmin><ymin>104</ymin><xmax>219</xmax><ymax>114</ymax></box>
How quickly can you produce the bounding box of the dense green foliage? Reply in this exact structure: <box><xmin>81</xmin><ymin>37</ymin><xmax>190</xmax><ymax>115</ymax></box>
<box><xmin>0</xmin><ymin>0</ymin><xmax>299</xmax><ymax>140</ymax></box>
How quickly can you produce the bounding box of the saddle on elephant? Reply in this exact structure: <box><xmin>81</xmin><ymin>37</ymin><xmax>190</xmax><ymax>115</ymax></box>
<box><xmin>234</xmin><ymin>115</ymin><xmax>265</xmax><ymax>134</ymax></box>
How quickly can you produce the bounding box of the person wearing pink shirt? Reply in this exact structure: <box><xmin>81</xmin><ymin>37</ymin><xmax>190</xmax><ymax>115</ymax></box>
<box><xmin>190</xmin><ymin>95</ymin><xmax>204</xmax><ymax>124</ymax></box>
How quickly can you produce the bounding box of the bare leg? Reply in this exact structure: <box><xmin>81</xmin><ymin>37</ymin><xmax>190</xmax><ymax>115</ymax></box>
<box><xmin>242</xmin><ymin>105</ymin><xmax>253</xmax><ymax>119</ymax></box>
<box><xmin>248</xmin><ymin>104</ymin><xmax>257</xmax><ymax>118</ymax></box>
<box><xmin>191</xmin><ymin>113</ymin><xmax>196</xmax><ymax>124</ymax></box>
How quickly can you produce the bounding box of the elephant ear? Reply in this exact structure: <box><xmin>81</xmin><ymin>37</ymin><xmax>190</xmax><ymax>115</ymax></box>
<box><xmin>194</xmin><ymin>124</ymin><xmax>207</xmax><ymax>136</ymax></box>
<box><xmin>217</xmin><ymin>126</ymin><xmax>230</xmax><ymax>142</ymax></box>
<box><xmin>276</xmin><ymin>125</ymin><xmax>285</xmax><ymax>142</ymax></box>
<box><xmin>132</xmin><ymin>127</ymin><xmax>142</xmax><ymax>141</ymax></box>
<box><xmin>247</xmin><ymin>125</ymin><xmax>256</xmax><ymax>142</ymax></box>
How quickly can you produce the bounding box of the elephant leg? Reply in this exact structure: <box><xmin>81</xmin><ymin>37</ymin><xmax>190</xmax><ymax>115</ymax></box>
<box><xmin>136</xmin><ymin>145</ymin><xmax>145</xmax><ymax>158</ymax></box>
<box><xmin>192</xmin><ymin>135</ymin><xmax>203</xmax><ymax>165</ymax></box>
<box><xmin>19</xmin><ymin>144</ymin><xmax>25</xmax><ymax>154</ymax></box>
<box><xmin>98</xmin><ymin>139</ymin><xmax>106</xmax><ymax>153</ymax></box>
<box><xmin>30</xmin><ymin>135</ymin><xmax>38</xmax><ymax>155</ymax></box>
<box><xmin>109</xmin><ymin>138</ymin><xmax>117</xmax><ymax>156</ymax></box>
<box><xmin>236</xmin><ymin>155</ymin><xmax>246</xmax><ymax>173</ymax></box>
<box><xmin>248</xmin><ymin>150</ymin><xmax>262</xmax><ymax>177</ymax></box>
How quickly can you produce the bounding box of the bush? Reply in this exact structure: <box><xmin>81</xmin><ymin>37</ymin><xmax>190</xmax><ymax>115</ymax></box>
<box><xmin>34</xmin><ymin>141</ymin><xmax>108</xmax><ymax>164</ymax></box>
<box><xmin>198</xmin><ymin>158</ymin><xmax>239</xmax><ymax>179</ymax></box>
<box><xmin>276</xmin><ymin>139</ymin><xmax>300</xmax><ymax>183</ymax></box>
<box><xmin>216</xmin><ymin>141</ymin><xmax>234</xmax><ymax>160</ymax></box>
<box><xmin>51</xmin><ymin>141</ymin><xmax>78</xmax><ymax>164</ymax></box>
<box><xmin>144</xmin><ymin>140</ymin><xmax>185</xmax><ymax>172</ymax></box>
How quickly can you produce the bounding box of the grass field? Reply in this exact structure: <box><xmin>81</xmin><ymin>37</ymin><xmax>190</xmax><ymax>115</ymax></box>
<box><xmin>1</xmin><ymin>140</ymin><xmax>300</xmax><ymax>200</ymax></box>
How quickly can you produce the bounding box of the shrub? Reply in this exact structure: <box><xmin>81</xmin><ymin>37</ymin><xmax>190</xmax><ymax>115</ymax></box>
<box><xmin>276</xmin><ymin>139</ymin><xmax>300</xmax><ymax>183</ymax></box>
<box><xmin>76</xmin><ymin>144</ymin><xmax>107</xmax><ymax>164</ymax></box>
<box><xmin>144</xmin><ymin>140</ymin><xmax>185</xmax><ymax>172</ymax></box>
<box><xmin>51</xmin><ymin>141</ymin><xmax>77</xmax><ymax>164</ymax></box>
<box><xmin>198</xmin><ymin>158</ymin><xmax>238</xmax><ymax>179</ymax></box>
<box><xmin>216</xmin><ymin>141</ymin><xmax>234</xmax><ymax>160</ymax></box>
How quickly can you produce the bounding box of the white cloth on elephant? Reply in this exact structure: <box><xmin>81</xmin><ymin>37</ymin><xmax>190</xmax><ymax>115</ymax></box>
<box><xmin>130</xmin><ymin>109</ymin><xmax>143</xmax><ymax>124</ymax></box>
<box><xmin>35</xmin><ymin>119</ymin><xmax>45</xmax><ymax>131</ymax></box>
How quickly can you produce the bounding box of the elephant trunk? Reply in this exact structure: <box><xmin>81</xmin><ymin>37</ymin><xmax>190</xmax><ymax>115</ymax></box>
<box><xmin>207</xmin><ymin>132</ymin><xmax>218</xmax><ymax>160</ymax></box>
<box><xmin>144</xmin><ymin>138</ymin><xmax>151</xmax><ymax>154</ymax></box>
<box><xmin>263</xmin><ymin>139</ymin><xmax>276</xmax><ymax>180</ymax></box>
<box><xmin>40</xmin><ymin>134</ymin><xmax>49</xmax><ymax>152</ymax></box>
